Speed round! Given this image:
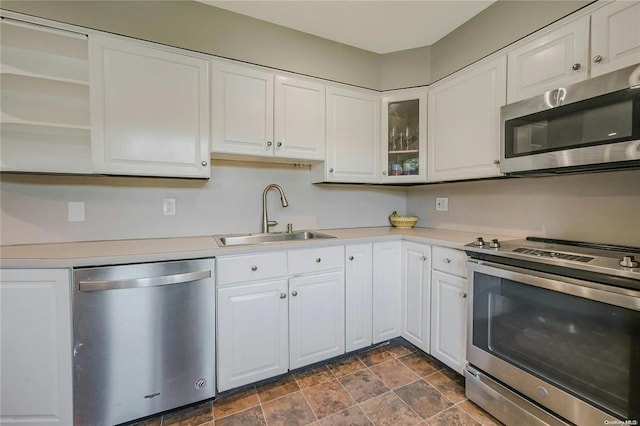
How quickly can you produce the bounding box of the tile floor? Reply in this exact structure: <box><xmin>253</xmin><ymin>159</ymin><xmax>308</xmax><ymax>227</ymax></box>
<box><xmin>128</xmin><ymin>340</ymin><xmax>502</xmax><ymax>426</ymax></box>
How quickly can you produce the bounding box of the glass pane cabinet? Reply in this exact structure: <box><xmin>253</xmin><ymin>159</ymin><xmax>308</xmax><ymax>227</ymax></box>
<box><xmin>381</xmin><ymin>89</ymin><xmax>427</xmax><ymax>183</ymax></box>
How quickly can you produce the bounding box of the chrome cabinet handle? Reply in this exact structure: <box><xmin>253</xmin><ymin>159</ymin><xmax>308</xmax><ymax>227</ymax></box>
<box><xmin>445</xmin><ymin>258</ymin><xmax>452</xmax><ymax>264</ymax></box>
<box><xmin>421</xmin><ymin>256</ymin><xmax>428</xmax><ymax>261</ymax></box>
<box><xmin>349</xmin><ymin>256</ymin><xmax>354</xmax><ymax>261</ymax></box>
<box><xmin>292</xmin><ymin>290</ymin><xmax>298</xmax><ymax>296</ymax></box>
<box><xmin>266</xmin><ymin>141</ymin><xmax>273</xmax><ymax>147</ymax></box>
<box><xmin>251</xmin><ymin>266</ymin><xmax>258</xmax><ymax>271</ymax></box>
<box><xmin>316</xmin><ymin>258</ymin><xmax>322</xmax><ymax>263</ymax></box>
<box><xmin>593</xmin><ymin>54</ymin><xmax>603</xmax><ymax>63</ymax></box>
<box><xmin>382</xmin><ymin>170</ymin><xmax>387</xmax><ymax>175</ymax></box>
<box><xmin>493</xmin><ymin>159</ymin><xmax>500</xmax><ymax>165</ymax></box>
<box><xmin>572</xmin><ymin>63</ymin><xmax>581</xmax><ymax>71</ymax></box>
<box><xmin>79</xmin><ymin>270</ymin><xmax>211</xmax><ymax>292</ymax></box>
<box><xmin>461</xmin><ymin>291</ymin><xmax>468</xmax><ymax>298</ymax></box>
<box><xmin>276</xmin><ymin>141</ymin><xmax>282</xmax><ymax>147</ymax></box>
<box><xmin>201</xmin><ymin>161</ymin><xmax>208</xmax><ymax>166</ymax></box>
<box><xmin>280</xmin><ymin>293</ymin><xmax>287</xmax><ymax>299</ymax></box>
<box><xmin>329</xmin><ymin>168</ymin><xmax>334</xmax><ymax>173</ymax></box>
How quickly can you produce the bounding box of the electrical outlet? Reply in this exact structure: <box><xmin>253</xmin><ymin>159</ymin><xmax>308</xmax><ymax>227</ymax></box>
<box><xmin>435</xmin><ymin>197</ymin><xmax>449</xmax><ymax>212</ymax></box>
<box><xmin>163</xmin><ymin>198</ymin><xmax>176</xmax><ymax>216</ymax></box>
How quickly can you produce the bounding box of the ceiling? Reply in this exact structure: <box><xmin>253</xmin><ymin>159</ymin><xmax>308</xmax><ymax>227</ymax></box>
<box><xmin>196</xmin><ymin>1</ymin><xmax>496</xmax><ymax>54</ymax></box>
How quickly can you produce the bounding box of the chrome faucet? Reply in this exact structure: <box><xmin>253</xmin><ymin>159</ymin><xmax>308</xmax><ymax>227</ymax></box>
<box><xmin>262</xmin><ymin>184</ymin><xmax>289</xmax><ymax>233</ymax></box>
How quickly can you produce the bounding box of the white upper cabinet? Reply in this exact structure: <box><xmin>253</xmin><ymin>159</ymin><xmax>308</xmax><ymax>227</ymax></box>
<box><xmin>590</xmin><ymin>0</ymin><xmax>640</xmax><ymax>77</ymax></box>
<box><xmin>507</xmin><ymin>16</ymin><xmax>589</xmax><ymax>103</ymax></box>
<box><xmin>381</xmin><ymin>88</ymin><xmax>427</xmax><ymax>183</ymax></box>
<box><xmin>312</xmin><ymin>86</ymin><xmax>380</xmax><ymax>183</ymax></box>
<box><xmin>274</xmin><ymin>76</ymin><xmax>326</xmax><ymax>160</ymax></box>
<box><xmin>90</xmin><ymin>35</ymin><xmax>211</xmax><ymax>178</ymax></box>
<box><xmin>0</xmin><ymin>18</ymin><xmax>92</xmax><ymax>174</ymax></box>
<box><xmin>211</xmin><ymin>63</ymin><xmax>325</xmax><ymax>161</ymax></box>
<box><xmin>427</xmin><ymin>55</ymin><xmax>506</xmax><ymax>182</ymax></box>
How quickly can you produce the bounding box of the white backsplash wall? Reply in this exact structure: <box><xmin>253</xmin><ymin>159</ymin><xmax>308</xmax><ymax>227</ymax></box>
<box><xmin>0</xmin><ymin>160</ymin><xmax>407</xmax><ymax>245</ymax></box>
<box><xmin>406</xmin><ymin>169</ymin><xmax>640</xmax><ymax>247</ymax></box>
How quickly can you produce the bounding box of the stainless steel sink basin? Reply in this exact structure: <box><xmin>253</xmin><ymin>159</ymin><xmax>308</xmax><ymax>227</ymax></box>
<box><xmin>215</xmin><ymin>231</ymin><xmax>336</xmax><ymax>247</ymax></box>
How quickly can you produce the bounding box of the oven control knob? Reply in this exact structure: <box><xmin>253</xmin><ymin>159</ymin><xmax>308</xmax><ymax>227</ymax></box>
<box><xmin>489</xmin><ymin>239</ymin><xmax>501</xmax><ymax>248</ymax></box>
<box><xmin>474</xmin><ymin>237</ymin><xmax>485</xmax><ymax>246</ymax></box>
<box><xmin>620</xmin><ymin>256</ymin><xmax>639</xmax><ymax>268</ymax></box>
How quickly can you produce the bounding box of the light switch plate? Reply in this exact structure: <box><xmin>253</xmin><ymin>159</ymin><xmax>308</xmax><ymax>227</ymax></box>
<box><xmin>68</xmin><ymin>202</ymin><xmax>85</xmax><ymax>222</ymax></box>
<box><xmin>435</xmin><ymin>197</ymin><xmax>449</xmax><ymax>212</ymax></box>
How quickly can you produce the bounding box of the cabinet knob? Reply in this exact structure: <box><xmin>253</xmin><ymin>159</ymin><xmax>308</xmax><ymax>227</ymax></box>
<box><xmin>593</xmin><ymin>54</ymin><xmax>603</xmax><ymax>63</ymax></box>
<box><xmin>251</xmin><ymin>265</ymin><xmax>258</xmax><ymax>271</ymax></box>
<box><xmin>493</xmin><ymin>159</ymin><xmax>500</xmax><ymax>165</ymax></box>
<box><xmin>316</xmin><ymin>258</ymin><xmax>322</xmax><ymax>263</ymax></box>
<box><xmin>280</xmin><ymin>293</ymin><xmax>287</xmax><ymax>299</ymax></box>
<box><xmin>329</xmin><ymin>168</ymin><xmax>334</xmax><ymax>173</ymax></box>
<box><xmin>572</xmin><ymin>63</ymin><xmax>581</xmax><ymax>71</ymax></box>
<box><xmin>349</xmin><ymin>256</ymin><xmax>354</xmax><ymax>261</ymax></box>
<box><xmin>292</xmin><ymin>290</ymin><xmax>298</xmax><ymax>296</ymax></box>
<box><xmin>445</xmin><ymin>258</ymin><xmax>452</xmax><ymax>263</ymax></box>
<box><xmin>276</xmin><ymin>141</ymin><xmax>282</xmax><ymax>148</ymax></box>
<box><xmin>461</xmin><ymin>292</ymin><xmax>468</xmax><ymax>298</ymax></box>
<box><xmin>201</xmin><ymin>161</ymin><xmax>208</xmax><ymax>167</ymax></box>
<box><xmin>421</xmin><ymin>256</ymin><xmax>428</xmax><ymax>261</ymax></box>
<box><xmin>382</xmin><ymin>170</ymin><xmax>387</xmax><ymax>175</ymax></box>
<box><xmin>266</xmin><ymin>141</ymin><xmax>273</xmax><ymax>147</ymax></box>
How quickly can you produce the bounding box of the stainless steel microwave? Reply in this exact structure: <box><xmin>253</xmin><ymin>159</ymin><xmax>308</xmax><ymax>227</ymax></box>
<box><xmin>500</xmin><ymin>63</ymin><xmax>640</xmax><ymax>175</ymax></box>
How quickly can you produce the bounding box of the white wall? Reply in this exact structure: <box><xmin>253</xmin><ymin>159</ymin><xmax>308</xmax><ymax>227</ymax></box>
<box><xmin>0</xmin><ymin>161</ymin><xmax>406</xmax><ymax>245</ymax></box>
<box><xmin>406</xmin><ymin>170</ymin><xmax>640</xmax><ymax>246</ymax></box>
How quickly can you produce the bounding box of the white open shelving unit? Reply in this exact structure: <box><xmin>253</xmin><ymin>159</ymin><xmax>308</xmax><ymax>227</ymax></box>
<box><xmin>1</xmin><ymin>18</ymin><xmax>92</xmax><ymax>173</ymax></box>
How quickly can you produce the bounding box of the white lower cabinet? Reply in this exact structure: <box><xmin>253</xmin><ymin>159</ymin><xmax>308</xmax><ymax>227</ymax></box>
<box><xmin>0</xmin><ymin>268</ymin><xmax>73</xmax><ymax>426</ymax></box>
<box><xmin>430</xmin><ymin>247</ymin><xmax>469</xmax><ymax>374</ymax></box>
<box><xmin>372</xmin><ymin>240</ymin><xmax>402</xmax><ymax>344</ymax></box>
<box><xmin>289</xmin><ymin>270</ymin><xmax>345</xmax><ymax>369</ymax></box>
<box><xmin>401</xmin><ymin>242</ymin><xmax>431</xmax><ymax>353</ymax></box>
<box><xmin>216</xmin><ymin>279</ymin><xmax>289</xmax><ymax>392</ymax></box>
<box><xmin>216</xmin><ymin>246</ymin><xmax>345</xmax><ymax>391</ymax></box>
<box><xmin>345</xmin><ymin>243</ymin><xmax>373</xmax><ymax>352</ymax></box>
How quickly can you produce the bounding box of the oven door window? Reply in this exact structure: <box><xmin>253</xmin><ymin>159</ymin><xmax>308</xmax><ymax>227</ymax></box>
<box><xmin>472</xmin><ymin>272</ymin><xmax>639</xmax><ymax>419</ymax></box>
<box><xmin>504</xmin><ymin>88</ymin><xmax>640</xmax><ymax>158</ymax></box>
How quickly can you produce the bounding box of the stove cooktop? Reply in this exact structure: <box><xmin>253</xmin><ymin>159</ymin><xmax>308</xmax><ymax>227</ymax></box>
<box><xmin>464</xmin><ymin>236</ymin><xmax>640</xmax><ymax>281</ymax></box>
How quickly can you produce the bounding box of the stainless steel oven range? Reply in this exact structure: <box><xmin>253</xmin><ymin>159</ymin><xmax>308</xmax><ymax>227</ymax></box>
<box><xmin>464</xmin><ymin>237</ymin><xmax>639</xmax><ymax>426</ymax></box>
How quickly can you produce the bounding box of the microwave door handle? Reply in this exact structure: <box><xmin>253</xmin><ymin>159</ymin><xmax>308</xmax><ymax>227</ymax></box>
<box><xmin>78</xmin><ymin>270</ymin><xmax>211</xmax><ymax>292</ymax></box>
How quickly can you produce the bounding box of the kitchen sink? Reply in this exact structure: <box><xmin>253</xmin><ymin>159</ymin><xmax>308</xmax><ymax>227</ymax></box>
<box><xmin>215</xmin><ymin>231</ymin><xmax>336</xmax><ymax>247</ymax></box>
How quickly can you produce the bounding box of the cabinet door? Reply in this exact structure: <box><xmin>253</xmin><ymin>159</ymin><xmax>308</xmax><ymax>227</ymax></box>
<box><xmin>0</xmin><ymin>269</ymin><xmax>72</xmax><ymax>426</ymax></box>
<box><xmin>211</xmin><ymin>63</ymin><xmax>274</xmax><ymax>157</ymax></box>
<box><xmin>590</xmin><ymin>1</ymin><xmax>640</xmax><ymax>77</ymax></box>
<box><xmin>430</xmin><ymin>270</ymin><xmax>467</xmax><ymax>374</ymax></box>
<box><xmin>90</xmin><ymin>35</ymin><xmax>210</xmax><ymax>178</ymax></box>
<box><xmin>506</xmin><ymin>16</ymin><xmax>589</xmax><ymax>103</ymax></box>
<box><xmin>401</xmin><ymin>242</ymin><xmax>431</xmax><ymax>353</ymax></box>
<box><xmin>381</xmin><ymin>89</ymin><xmax>427</xmax><ymax>183</ymax></box>
<box><xmin>321</xmin><ymin>86</ymin><xmax>380</xmax><ymax>183</ymax></box>
<box><xmin>289</xmin><ymin>271</ymin><xmax>345</xmax><ymax>369</ymax></box>
<box><xmin>345</xmin><ymin>243</ymin><xmax>373</xmax><ymax>352</ymax></box>
<box><xmin>274</xmin><ymin>76</ymin><xmax>326</xmax><ymax>160</ymax></box>
<box><xmin>427</xmin><ymin>55</ymin><xmax>506</xmax><ymax>182</ymax></box>
<box><xmin>372</xmin><ymin>240</ymin><xmax>402</xmax><ymax>344</ymax></box>
<box><xmin>217</xmin><ymin>279</ymin><xmax>289</xmax><ymax>391</ymax></box>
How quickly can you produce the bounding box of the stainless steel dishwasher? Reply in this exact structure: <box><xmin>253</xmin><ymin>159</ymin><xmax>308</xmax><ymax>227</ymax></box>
<box><xmin>72</xmin><ymin>258</ymin><xmax>215</xmax><ymax>426</ymax></box>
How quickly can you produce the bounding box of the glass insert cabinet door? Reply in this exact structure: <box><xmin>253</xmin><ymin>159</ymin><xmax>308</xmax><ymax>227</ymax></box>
<box><xmin>381</xmin><ymin>89</ymin><xmax>427</xmax><ymax>183</ymax></box>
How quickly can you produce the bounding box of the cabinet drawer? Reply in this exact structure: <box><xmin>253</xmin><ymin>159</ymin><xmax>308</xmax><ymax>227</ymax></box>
<box><xmin>288</xmin><ymin>246</ymin><xmax>344</xmax><ymax>275</ymax></box>
<box><xmin>432</xmin><ymin>246</ymin><xmax>467</xmax><ymax>278</ymax></box>
<box><xmin>217</xmin><ymin>251</ymin><xmax>287</xmax><ymax>286</ymax></box>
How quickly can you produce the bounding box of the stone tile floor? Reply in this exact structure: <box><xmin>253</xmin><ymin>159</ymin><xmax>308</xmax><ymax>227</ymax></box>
<box><xmin>128</xmin><ymin>339</ymin><xmax>502</xmax><ymax>426</ymax></box>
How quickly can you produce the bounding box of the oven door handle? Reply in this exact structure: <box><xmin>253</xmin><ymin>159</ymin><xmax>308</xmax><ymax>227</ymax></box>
<box><xmin>467</xmin><ymin>259</ymin><xmax>640</xmax><ymax>311</ymax></box>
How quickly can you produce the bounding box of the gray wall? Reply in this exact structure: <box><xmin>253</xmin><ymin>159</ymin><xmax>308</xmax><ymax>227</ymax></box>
<box><xmin>1</xmin><ymin>0</ymin><xmax>589</xmax><ymax>90</ymax></box>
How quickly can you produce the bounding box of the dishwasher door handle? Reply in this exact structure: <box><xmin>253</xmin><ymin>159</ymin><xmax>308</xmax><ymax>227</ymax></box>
<box><xmin>79</xmin><ymin>270</ymin><xmax>211</xmax><ymax>292</ymax></box>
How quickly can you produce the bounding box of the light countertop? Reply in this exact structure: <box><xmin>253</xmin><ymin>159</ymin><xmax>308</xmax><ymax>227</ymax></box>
<box><xmin>0</xmin><ymin>227</ymin><xmax>519</xmax><ymax>268</ymax></box>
